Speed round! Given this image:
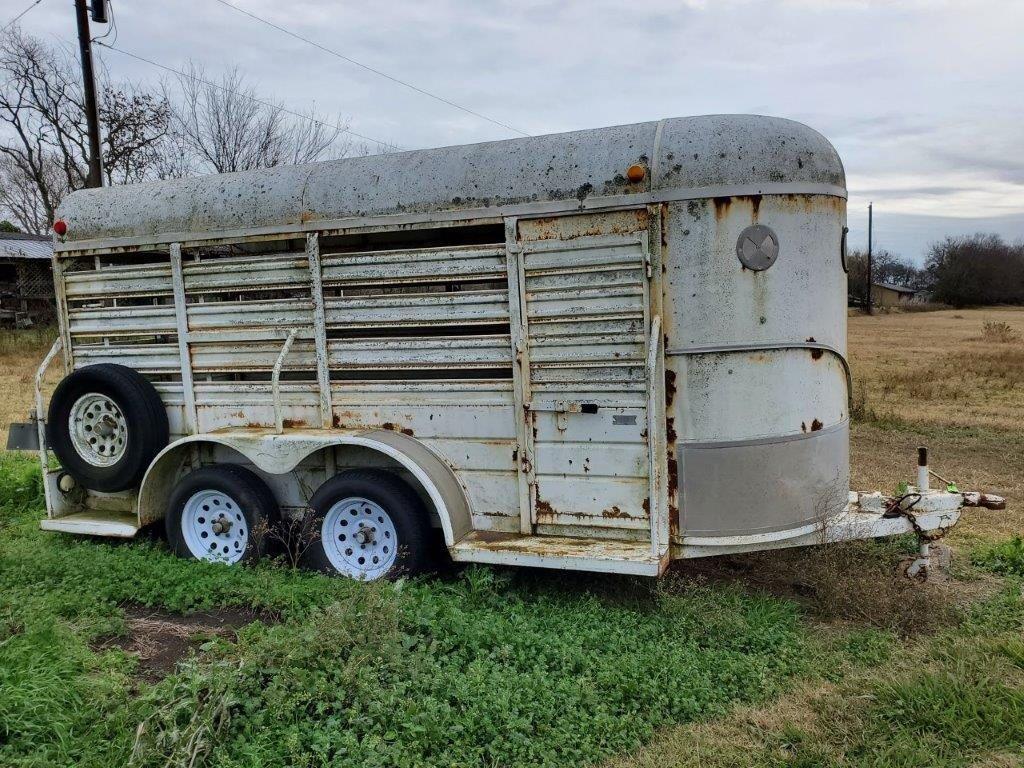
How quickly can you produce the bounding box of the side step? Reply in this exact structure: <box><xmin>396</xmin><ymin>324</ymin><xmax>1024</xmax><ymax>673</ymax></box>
<box><xmin>40</xmin><ymin>511</ymin><xmax>139</xmax><ymax>538</ymax></box>
<box><xmin>451</xmin><ymin>531</ymin><xmax>665</xmax><ymax>576</ymax></box>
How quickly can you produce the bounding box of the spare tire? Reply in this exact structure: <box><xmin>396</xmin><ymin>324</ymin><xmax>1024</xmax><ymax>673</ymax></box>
<box><xmin>47</xmin><ymin>364</ymin><xmax>169</xmax><ymax>492</ymax></box>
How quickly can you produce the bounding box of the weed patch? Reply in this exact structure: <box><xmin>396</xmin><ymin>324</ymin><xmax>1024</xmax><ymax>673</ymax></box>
<box><xmin>981</xmin><ymin>320</ymin><xmax>1022</xmax><ymax>343</ymax></box>
<box><xmin>973</xmin><ymin>537</ymin><xmax>1024</xmax><ymax>577</ymax></box>
<box><xmin>608</xmin><ymin>587</ymin><xmax>1024</xmax><ymax>768</ymax></box>
<box><xmin>671</xmin><ymin>538</ymin><xmax>957</xmax><ymax>636</ymax></box>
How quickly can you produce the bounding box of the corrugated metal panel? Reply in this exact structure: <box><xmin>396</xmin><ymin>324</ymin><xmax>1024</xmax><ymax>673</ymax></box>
<box><xmin>0</xmin><ymin>235</ymin><xmax>52</xmax><ymax>260</ymax></box>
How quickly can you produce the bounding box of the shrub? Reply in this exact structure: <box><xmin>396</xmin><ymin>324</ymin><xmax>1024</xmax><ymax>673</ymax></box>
<box><xmin>981</xmin><ymin>320</ymin><xmax>1021</xmax><ymax>344</ymax></box>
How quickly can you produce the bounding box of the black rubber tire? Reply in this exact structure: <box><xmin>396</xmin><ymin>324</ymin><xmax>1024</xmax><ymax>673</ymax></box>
<box><xmin>301</xmin><ymin>469</ymin><xmax>433</xmax><ymax>580</ymax></box>
<box><xmin>165</xmin><ymin>464</ymin><xmax>278</xmax><ymax>565</ymax></box>
<box><xmin>47</xmin><ymin>363</ymin><xmax>169</xmax><ymax>492</ymax></box>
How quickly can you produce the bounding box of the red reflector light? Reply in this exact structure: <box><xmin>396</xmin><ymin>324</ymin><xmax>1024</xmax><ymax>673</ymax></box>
<box><xmin>53</xmin><ymin>220</ymin><xmax>68</xmax><ymax>236</ymax></box>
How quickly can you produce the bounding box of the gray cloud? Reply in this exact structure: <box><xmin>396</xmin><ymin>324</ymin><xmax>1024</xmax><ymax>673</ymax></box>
<box><xmin>7</xmin><ymin>0</ymin><xmax>1023</xmax><ymax>261</ymax></box>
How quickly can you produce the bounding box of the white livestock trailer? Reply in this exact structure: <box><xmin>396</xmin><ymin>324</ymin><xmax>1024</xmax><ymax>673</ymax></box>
<box><xmin>11</xmin><ymin>115</ymin><xmax>996</xmax><ymax>580</ymax></box>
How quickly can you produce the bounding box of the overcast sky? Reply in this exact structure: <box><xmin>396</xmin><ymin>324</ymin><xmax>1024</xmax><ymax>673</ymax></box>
<box><xmin>8</xmin><ymin>0</ymin><xmax>1024</xmax><ymax>263</ymax></box>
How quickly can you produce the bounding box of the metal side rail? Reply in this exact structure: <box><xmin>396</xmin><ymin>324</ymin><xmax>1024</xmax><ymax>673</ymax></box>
<box><xmin>451</xmin><ymin>531</ymin><xmax>665</xmax><ymax>576</ymax></box>
<box><xmin>273</xmin><ymin>328</ymin><xmax>300</xmax><ymax>434</ymax></box>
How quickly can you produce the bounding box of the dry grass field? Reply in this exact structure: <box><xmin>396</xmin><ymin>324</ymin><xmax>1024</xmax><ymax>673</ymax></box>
<box><xmin>848</xmin><ymin>305</ymin><xmax>1024</xmax><ymax>431</ymax></box>
<box><xmin>0</xmin><ymin>326</ymin><xmax>55</xmax><ymax>446</ymax></box>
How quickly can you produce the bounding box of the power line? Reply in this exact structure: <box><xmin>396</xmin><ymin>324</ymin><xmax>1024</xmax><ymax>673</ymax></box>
<box><xmin>1</xmin><ymin>0</ymin><xmax>46</xmax><ymax>33</ymax></box>
<box><xmin>95</xmin><ymin>41</ymin><xmax>400</xmax><ymax>151</ymax></box>
<box><xmin>210</xmin><ymin>0</ymin><xmax>529</xmax><ymax>138</ymax></box>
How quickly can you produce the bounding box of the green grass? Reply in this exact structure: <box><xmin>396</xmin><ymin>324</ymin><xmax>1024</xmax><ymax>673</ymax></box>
<box><xmin>0</xmin><ymin>453</ymin><xmax>810</xmax><ymax>768</ymax></box>
<box><xmin>609</xmin><ymin>585</ymin><xmax>1024</xmax><ymax>768</ymax></box>
<box><xmin>5</xmin><ymin>450</ymin><xmax>1024</xmax><ymax>768</ymax></box>
<box><xmin>973</xmin><ymin>536</ymin><xmax>1024</xmax><ymax>577</ymax></box>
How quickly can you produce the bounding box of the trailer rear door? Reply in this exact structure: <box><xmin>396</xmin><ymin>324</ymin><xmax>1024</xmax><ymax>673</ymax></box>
<box><xmin>514</xmin><ymin>210</ymin><xmax>655</xmax><ymax>535</ymax></box>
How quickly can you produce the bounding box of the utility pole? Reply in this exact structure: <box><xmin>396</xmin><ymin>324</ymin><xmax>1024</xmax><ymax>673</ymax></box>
<box><xmin>866</xmin><ymin>202</ymin><xmax>873</xmax><ymax>315</ymax></box>
<box><xmin>74</xmin><ymin>0</ymin><xmax>106</xmax><ymax>187</ymax></box>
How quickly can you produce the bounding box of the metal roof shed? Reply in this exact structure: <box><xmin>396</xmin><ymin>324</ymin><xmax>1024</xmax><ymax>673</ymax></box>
<box><xmin>0</xmin><ymin>233</ymin><xmax>55</xmax><ymax>327</ymax></box>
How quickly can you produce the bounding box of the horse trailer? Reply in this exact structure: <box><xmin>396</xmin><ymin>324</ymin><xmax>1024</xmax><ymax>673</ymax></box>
<box><xmin>10</xmin><ymin>114</ymin><xmax>997</xmax><ymax>580</ymax></box>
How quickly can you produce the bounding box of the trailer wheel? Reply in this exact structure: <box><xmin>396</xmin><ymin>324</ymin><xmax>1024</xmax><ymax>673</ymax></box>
<box><xmin>166</xmin><ymin>464</ymin><xmax>278</xmax><ymax>565</ymax></box>
<box><xmin>47</xmin><ymin>364</ymin><xmax>169</xmax><ymax>492</ymax></box>
<box><xmin>301</xmin><ymin>469</ymin><xmax>433</xmax><ymax>580</ymax></box>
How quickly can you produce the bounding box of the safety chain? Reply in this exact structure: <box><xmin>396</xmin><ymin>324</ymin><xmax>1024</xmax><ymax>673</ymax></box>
<box><xmin>883</xmin><ymin>492</ymin><xmax>953</xmax><ymax>542</ymax></box>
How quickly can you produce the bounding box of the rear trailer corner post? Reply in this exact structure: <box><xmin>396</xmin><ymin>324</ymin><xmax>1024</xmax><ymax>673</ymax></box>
<box><xmin>645</xmin><ymin>313</ymin><xmax>669</xmax><ymax>561</ymax></box>
<box><xmin>34</xmin><ymin>338</ymin><xmax>64</xmax><ymax>518</ymax></box>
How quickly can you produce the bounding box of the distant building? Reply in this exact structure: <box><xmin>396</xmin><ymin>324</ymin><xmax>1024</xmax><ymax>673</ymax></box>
<box><xmin>0</xmin><ymin>233</ymin><xmax>55</xmax><ymax>327</ymax></box>
<box><xmin>871</xmin><ymin>281</ymin><xmax>919</xmax><ymax>308</ymax></box>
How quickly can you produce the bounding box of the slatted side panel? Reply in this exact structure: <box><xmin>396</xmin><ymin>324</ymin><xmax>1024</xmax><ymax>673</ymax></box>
<box><xmin>522</xmin><ymin>234</ymin><xmax>649</xmax><ymax>406</ymax></box>
<box><xmin>179</xmin><ymin>251</ymin><xmax>321</xmax><ymax>430</ymax></box>
<box><xmin>63</xmin><ymin>254</ymin><xmax>180</xmax><ymax>375</ymax></box>
<box><xmin>182</xmin><ymin>252</ymin><xmax>315</xmax><ymax>372</ymax></box>
<box><xmin>321</xmin><ymin>244</ymin><xmax>513</xmax><ymax>379</ymax></box>
<box><xmin>321</xmin><ymin>242</ymin><xmax>519</xmax><ymax>524</ymax></box>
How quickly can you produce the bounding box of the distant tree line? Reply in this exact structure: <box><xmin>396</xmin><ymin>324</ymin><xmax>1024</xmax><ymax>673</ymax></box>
<box><xmin>925</xmin><ymin>234</ymin><xmax>1024</xmax><ymax>307</ymax></box>
<box><xmin>0</xmin><ymin>27</ymin><xmax>390</xmax><ymax>234</ymax></box>
<box><xmin>846</xmin><ymin>234</ymin><xmax>1024</xmax><ymax>308</ymax></box>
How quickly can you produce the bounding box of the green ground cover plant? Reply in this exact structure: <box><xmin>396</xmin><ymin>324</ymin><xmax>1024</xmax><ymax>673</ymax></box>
<box><xmin>0</xmin><ymin>453</ymin><xmax>810</xmax><ymax>768</ymax></box>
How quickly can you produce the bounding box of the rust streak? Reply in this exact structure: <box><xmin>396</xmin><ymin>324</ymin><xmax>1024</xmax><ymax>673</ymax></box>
<box><xmin>602</xmin><ymin>506</ymin><xmax>629</xmax><ymax>519</ymax></box>
<box><xmin>664</xmin><ymin>369</ymin><xmax>677</xmax><ymax>407</ymax></box>
<box><xmin>667</xmin><ymin>457</ymin><xmax>679</xmax><ymax>496</ymax></box>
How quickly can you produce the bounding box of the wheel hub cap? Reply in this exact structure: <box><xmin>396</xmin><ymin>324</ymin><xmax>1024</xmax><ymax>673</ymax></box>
<box><xmin>68</xmin><ymin>393</ymin><xmax>128</xmax><ymax>467</ymax></box>
<box><xmin>180</xmin><ymin>489</ymin><xmax>248</xmax><ymax>564</ymax></box>
<box><xmin>321</xmin><ymin>497</ymin><xmax>398</xmax><ymax>580</ymax></box>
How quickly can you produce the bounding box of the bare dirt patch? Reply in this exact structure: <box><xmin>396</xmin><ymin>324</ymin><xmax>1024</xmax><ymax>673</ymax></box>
<box><xmin>95</xmin><ymin>604</ymin><xmax>262</xmax><ymax>681</ymax></box>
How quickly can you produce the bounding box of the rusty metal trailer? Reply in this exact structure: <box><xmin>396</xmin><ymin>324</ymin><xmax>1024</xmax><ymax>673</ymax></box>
<box><xmin>10</xmin><ymin>114</ymin><xmax>989</xmax><ymax>579</ymax></box>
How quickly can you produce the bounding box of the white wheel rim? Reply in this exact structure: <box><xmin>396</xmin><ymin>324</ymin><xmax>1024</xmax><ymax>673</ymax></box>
<box><xmin>321</xmin><ymin>497</ymin><xmax>399</xmax><ymax>580</ymax></box>
<box><xmin>180</xmin><ymin>489</ymin><xmax>248</xmax><ymax>564</ymax></box>
<box><xmin>68</xmin><ymin>392</ymin><xmax>128</xmax><ymax>467</ymax></box>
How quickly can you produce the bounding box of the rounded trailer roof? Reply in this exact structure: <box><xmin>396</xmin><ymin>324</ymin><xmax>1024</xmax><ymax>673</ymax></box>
<box><xmin>57</xmin><ymin>114</ymin><xmax>845</xmax><ymax>245</ymax></box>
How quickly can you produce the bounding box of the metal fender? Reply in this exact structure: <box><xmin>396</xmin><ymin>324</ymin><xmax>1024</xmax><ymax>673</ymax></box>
<box><xmin>136</xmin><ymin>429</ymin><xmax>472</xmax><ymax>545</ymax></box>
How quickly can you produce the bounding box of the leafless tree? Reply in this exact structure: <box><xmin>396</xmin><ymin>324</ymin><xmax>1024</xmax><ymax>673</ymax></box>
<box><xmin>0</xmin><ymin>27</ymin><xmax>170</xmax><ymax>230</ymax></box>
<box><xmin>171</xmin><ymin>63</ymin><xmax>350</xmax><ymax>174</ymax></box>
<box><xmin>0</xmin><ymin>29</ymin><xmax>364</xmax><ymax>230</ymax></box>
<box><xmin>0</xmin><ymin>153</ymin><xmax>61</xmax><ymax>233</ymax></box>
